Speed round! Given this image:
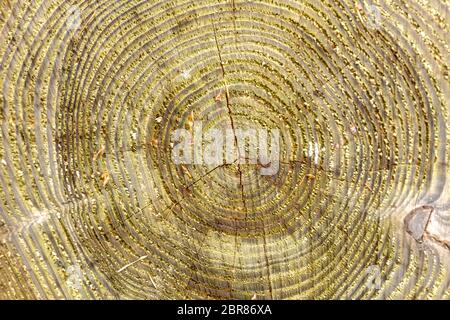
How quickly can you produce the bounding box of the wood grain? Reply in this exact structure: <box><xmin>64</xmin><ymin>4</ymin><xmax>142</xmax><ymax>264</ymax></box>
<box><xmin>0</xmin><ymin>0</ymin><xmax>449</xmax><ymax>299</ymax></box>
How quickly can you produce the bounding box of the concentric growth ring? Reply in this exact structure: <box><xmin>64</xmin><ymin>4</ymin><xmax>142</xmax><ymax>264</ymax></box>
<box><xmin>0</xmin><ymin>0</ymin><xmax>449</xmax><ymax>299</ymax></box>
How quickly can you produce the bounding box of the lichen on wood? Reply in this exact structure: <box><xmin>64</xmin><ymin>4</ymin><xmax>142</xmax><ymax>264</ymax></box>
<box><xmin>0</xmin><ymin>0</ymin><xmax>449</xmax><ymax>300</ymax></box>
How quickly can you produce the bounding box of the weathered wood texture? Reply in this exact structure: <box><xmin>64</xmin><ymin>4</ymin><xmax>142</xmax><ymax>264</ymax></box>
<box><xmin>0</xmin><ymin>0</ymin><xmax>449</xmax><ymax>299</ymax></box>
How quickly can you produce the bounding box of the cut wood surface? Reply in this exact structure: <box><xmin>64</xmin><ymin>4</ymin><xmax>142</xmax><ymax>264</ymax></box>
<box><xmin>0</xmin><ymin>0</ymin><xmax>449</xmax><ymax>299</ymax></box>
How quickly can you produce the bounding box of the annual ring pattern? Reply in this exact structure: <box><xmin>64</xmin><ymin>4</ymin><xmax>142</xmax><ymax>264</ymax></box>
<box><xmin>0</xmin><ymin>0</ymin><xmax>449</xmax><ymax>299</ymax></box>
